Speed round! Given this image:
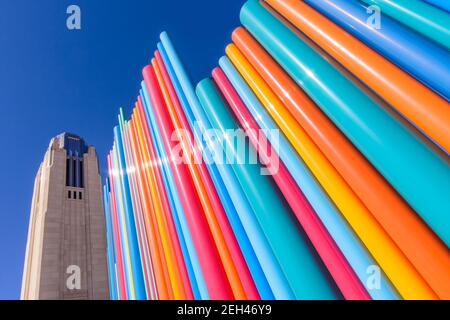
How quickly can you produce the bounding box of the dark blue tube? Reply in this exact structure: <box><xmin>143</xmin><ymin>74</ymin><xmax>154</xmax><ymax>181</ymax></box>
<box><xmin>423</xmin><ymin>0</ymin><xmax>450</xmax><ymax>13</ymax></box>
<box><xmin>114</xmin><ymin>123</ymin><xmax>146</xmax><ymax>299</ymax></box>
<box><xmin>158</xmin><ymin>42</ymin><xmax>274</xmax><ymax>299</ymax></box>
<box><xmin>305</xmin><ymin>0</ymin><xmax>450</xmax><ymax>100</ymax></box>
<box><xmin>103</xmin><ymin>182</ymin><xmax>118</xmax><ymax>300</ymax></box>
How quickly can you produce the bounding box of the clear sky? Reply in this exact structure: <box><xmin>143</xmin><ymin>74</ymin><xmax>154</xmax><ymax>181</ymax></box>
<box><xmin>0</xmin><ymin>0</ymin><xmax>243</xmax><ymax>299</ymax></box>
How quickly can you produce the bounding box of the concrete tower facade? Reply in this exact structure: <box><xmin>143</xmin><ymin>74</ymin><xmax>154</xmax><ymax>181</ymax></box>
<box><xmin>21</xmin><ymin>133</ymin><xmax>109</xmax><ymax>300</ymax></box>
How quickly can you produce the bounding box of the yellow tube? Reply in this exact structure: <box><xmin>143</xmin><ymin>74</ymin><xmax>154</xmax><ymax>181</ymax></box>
<box><xmin>133</xmin><ymin>108</ymin><xmax>184</xmax><ymax>299</ymax></box>
<box><xmin>226</xmin><ymin>43</ymin><xmax>436</xmax><ymax>299</ymax></box>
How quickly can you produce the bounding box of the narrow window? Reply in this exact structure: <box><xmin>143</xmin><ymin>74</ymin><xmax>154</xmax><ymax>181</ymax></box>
<box><xmin>73</xmin><ymin>191</ymin><xmax>77</xmax><ymax>200</ymax></box>
<box><xmin>68</xmin><ymin>190</ymin><xmax>71</xmax><ymax>199</ymax></box>
<box><xmin>79</xmin><ymin>192</ymin><xmax>82</xmax><ymax>200</ymax></box>
<box><xmin>79</xmin><ymin>160</ymin><xmax>84</xmax><ymax>188</ymax></box>
<box><xmin>66</xmin><ymin>158</ymin><xmax>70</xmax><ymax>186</ymax></box>
<box><xmin>72</xmin><ymin>158</ymin><xmax>77</xmax><ymax>187</ymax></box>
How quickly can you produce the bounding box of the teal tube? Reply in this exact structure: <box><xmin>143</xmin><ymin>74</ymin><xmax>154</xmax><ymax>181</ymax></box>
<box><xmin>196</xmin><ymin>78</ymin><xmax>339</xmax><ymax>300</ymax></box>
<box><xmin>111</xmin><ymin>143</ymin><xmax>134</xmax><ymax>299</ymax></box>
<box><xmin>103</xmin><ymin>182</ymin><xmax>118</xmax><ymax>300</ymax></box>
<box><xmin>219</xmin><ymin>56</ymin><xmax>399</xmax><ymax>300</ymax></box>
<box><xmin>114</xmin><ymin>123</ymin><xmax>146</xmax><ymax>299</ymax></box>
<box><xmin>157</xmin><ymin>43</ymin><xmax>273</xmax><ymax>299</ymax></box>
<box><xmin>360</xmin><ymin>0</ymin><xmax>450</xmax><ymax>50</ymax></box>
<box><xmin>160</xmin><ymin>32</ymin><xmax>287</xmax><ymax>299</ymax></box>
<box><xmin>240</xmin><ymin>0</ymin><xmax>450</xmax><ymax>246</ymax></box>
<box><xmin>423</xmin><ymin>0</ymin><xmax>450</xmax><ymax>13</ymax></box>
<box><xmin>140</xmin><ymin>85</ymin><xmax>208</xmax><ymax>300</ymax></box>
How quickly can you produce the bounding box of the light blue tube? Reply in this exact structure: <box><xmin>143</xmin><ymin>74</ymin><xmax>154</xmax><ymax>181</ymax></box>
<box><xmin>140</xmin><ymin>84</ymin><xmax>208</xmax><ymax>300</ymax></box>
<box><xmin>111</xmin><ymin>143</ymin><xmax>136</xmax><ymax>299</ymax></box>
<box><xmin>196</xmin><ymin>78</ymin><xmax>339</xmax><ymax>300</ymax></box>
<box><xmin>157</xmin><ymin>43</ymin><xmax>273</xmax><ymax>299</ymax></box>
<box><xmin>241</xmin><ymin>0</ymin><xmax>450</xmax><ymax>247</ymax></box>
<box><xmin>138</xmin><ymin>89</ymin><xmax>200</xmax><ymax>300</ymax></box>
<box><xmin>103</xmin><ymin>182</ymin><xmax>118</xmax><ymax>300</ymax></box>
<box><xmin>114</xmin><ymin>123</ymin><xmax>146</xmax><ymax>300</ymax></box>
<box><xmin>220</xmin><ymin>56</ymin><xmax>399</xmax><ymax>300</ymax></box>
<box><xmin>423</xmin><ymin>0</ymin><xmax>450</xmax><ymax>13</ymax></box>
<box><xmin>304</xmin><ymin>0</ymin><xmax>450</xmax><ymax>100</ymax></box>
<box><xmin>139</xmin><ymin>92</ymin><xmax>200</xmax><ymax>300</ymax></box>
<box><xmin>120</xmin><ymin>119</ymin><xmax>153</xmax><ymax>300</ymax></box>
<box><xmin>360</xmin><ymin>0</ymin><xmax>450</xmax><ymax>50</ymax></box>
<box><xmin>160</xmin><ymin>33</ymin><xmax>291</xmax><ymax>299</ymax></box>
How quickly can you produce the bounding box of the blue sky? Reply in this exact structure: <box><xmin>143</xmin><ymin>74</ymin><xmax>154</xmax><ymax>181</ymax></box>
<box><xmin>0</xmin><ymin>0</ymin><xmax>243</xmax><ymax>299</ymax></box>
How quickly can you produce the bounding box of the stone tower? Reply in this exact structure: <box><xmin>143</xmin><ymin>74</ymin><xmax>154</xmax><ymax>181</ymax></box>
<box><xmin>21</xmin><ymin>133</ymin><xmax>109</xmax><ymax>299</ymax></box>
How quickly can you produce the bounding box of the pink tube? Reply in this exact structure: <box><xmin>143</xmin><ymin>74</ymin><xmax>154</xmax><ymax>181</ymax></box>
<box><xmin>154</xmin><ymin>52</ymin><xmax>259</xmax><ymax>300</ymax></box>
<box><xmin>212</xmin><ymin>67</ymin><xmax>370</xmax><ymax>300</ymax></box>
<box><xmin>136</xmin><ymin>97</ymin><xmax>194</xmax><ymax>300</ymax></box>
<box><xmin>107</xmin><ymin>153</ymin><xmax>128</xmax><ymax>300</ymax></box>
<box><xmin>142</xmin><ymin>64</ymin><xmax>233</xmax><ymax>299</ymax></box>
<box><xmin>122</xmin><ymin>122</ymin><xmax>154</xmax><ymax>298</ymax></box>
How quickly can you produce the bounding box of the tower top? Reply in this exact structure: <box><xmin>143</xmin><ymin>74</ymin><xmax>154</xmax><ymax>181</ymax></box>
<box><xmin>53</xmin><ymin>132</ymin><xmax>89</xmax><ymax>156</ymax></box>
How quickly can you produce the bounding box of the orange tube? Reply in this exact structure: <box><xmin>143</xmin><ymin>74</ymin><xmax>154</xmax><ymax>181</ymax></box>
<box><xmin>135</xmin><ymin>97</ymin><xmax>194</xmax><ymax>300</ymax></box>
<box><xmin>152</xmin><ymin>57</ymin><xmax>247</xmax><ymax>299</ymax></box>
<box><xmin>133</xmin><ymin>106</ymin><xmax>189</xmax><ymax>300</ymax></box>
<box><xmin>232</xmin><ymin>27</ymin><xmax>450</xmax><ymax>299</ymax></box>
<box><xmin>265</xmin><ymin>0</ymin><xmax>450</xmax><ymax>153</ymax></box>
<box><xmin>127</xmin><ymin>111</ymin><xmax>171</xmax><ymax>299</ymax></box>
<box><xmin>225</xmin><ymin>43</ymin><xmax>437</xmax><ymax>299</ymax></box>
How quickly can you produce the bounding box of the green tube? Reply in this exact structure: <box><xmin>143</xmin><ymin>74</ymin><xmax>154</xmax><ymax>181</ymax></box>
<box><xmin>196</xmin><ymin>78</ymin><xmax>339</xmax><ymax>300</ymax></box>
<box><xmin>240</xmin><ymin>0</ymin><xmax>450</xmax><ymax>247</ymax></box>
<box><xmin>361</xmin><ymin>0</ymin><xmax>450</xmax><ymax>50</ymax></box>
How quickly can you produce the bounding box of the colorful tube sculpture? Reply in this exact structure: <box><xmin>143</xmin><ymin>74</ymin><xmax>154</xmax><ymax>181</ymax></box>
<box><xmin>423</xmin><ymin>0</ymin><xmax>450</xmax><ymax>13</ymax></box>
<box><xmin>304</xmin><ymin>0</ymin><xmax>450</xmax><ymax>102</ymax></box>
<box><xmin>102</xmin><ymin>0</ymin><xmax>450</xmax><ymax>300</ymax></box>
<box><xmin>360</xmin><ymin>0</ymin><xmax>450</xmax><ymax>50</ymax></box>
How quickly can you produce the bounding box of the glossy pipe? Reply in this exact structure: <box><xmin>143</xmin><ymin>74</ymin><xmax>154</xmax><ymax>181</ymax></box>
<box><xmin>139</xmin><ymin>89</ymin><xmax>208</xmax><ymax>300</ymax></box>
<box><xmin>122</xmin><ymin>119</ymin><xmax>154</xmax><ymax>299</ymax></box>
<box><xmin>423</xmin><ymin>0</ymin><xmax>450</xmax><ymax>12</ymax></box>
<box><xmin>218</xmin><ymin>55</ymin><xmax>399</xmax><ymax>300</ymax></box>
<box><xmin>304</xmin><ymin>0</ymin><xmax>450</xmax><ymax>101</ymax></box>
<box><xmin>265</xmin><ymin>0</ymin><xmax>450</xmax><ymax>153</ymax></box>
<box><xmin>196</xmin><ymin>78</ymin><xmax>339</xmax><ymax>300</ymax></box>
<box><xmin>143</xmin><ymin>65</ymin><xmax>233</xmax><ymax>299</ymax></box>
<box><xmin>232</xmin><ymin>27</ymin><xmax>450</xmax><ymax>299</ymax></box>
<box><xmin>223</xmin><ymin>42</ymin><xmax>434</xmax><ymax>299</ymax></box>
<box><xmin>130</xmin><ymin>108</ymin><xmax>189</xmax><ymax>300</ymax></box>
<box><xmin>213</xmin><ymin>66</ymin><xmax>370</xmax><ymax>300</ymax></box>
<box><xmin>158</xmin><ymin>44</ymin><xmax>267</xmax><ymax>299</ymax></box>
<box><xmin>241</xmin><ymin>0</ymin><xmax>450</xmax><ymax>249</ymax></box>
<box><xmin>159</xmin><ymin>33</ymin><xmax>287</xmax><ymax>299</ymax></box>
<box><xmin>360</xmin><ymin>0</ymin><xmax>450</xmax><ymax>49</ymax></box>
<box><xmin>128</xmin><ymin>113</ymin><xmax>167</xmax><ymax>300</ymax></box>
<box><xmin>110</xmin><ymin>142</ymin><xmax>139</xmax><ymax>298</ymax></box>
<box><xmin>129</xmin><ymin>111</ymin><xmax>180</xmax><ymax>300</ymax></box>
<box><xmin>103</xmin><ymin>183</ymin><xmax>118</xmax><ymax>300</ymax></box>
<box><xmin>153</xmin><ymin>53</ymin><xmax>256</xmax><ymax>300</ymax></box>
<box><xmin>130</xmin><ymin>115</ymin><xmax>163</xmax><ymax>300</ymax></box>
<box><xmin>107</xmin><ymin>154</ymin><xmax>128</xmax><ymax>299</ymax></box>
<box><xmin>133</xmin><ymin>104</ymin><xmax>194</xmax><ymax>300</ymax></box>
<box><xmin>128</xmin><ymin>109</ymin><xmax>174</xmax><ymax>300</ymax></box>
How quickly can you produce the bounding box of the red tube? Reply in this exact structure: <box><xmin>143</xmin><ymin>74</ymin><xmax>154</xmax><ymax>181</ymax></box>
<box><xmin>212</xmin><ymin>66</ymin><xmax>370</xmax><ymax>300</ymax></box>
<box><xmin>127</xmin><ymin>111</ymin><xmax>172</xmax><ymax>300</ymax></box>
<box><xmin>232</xmin><ymin>27</ymin><xmax>450</xmax><ymax>299</ymax></box>
<box><xmin>135</xmin><ymin>98</ymin><xmax>194</xmax><ymax>300</ymax></box>
<box><xmin>107</xmin><ymin>153</ymin><xmax>128</xmax><ymax>300</ymax></box>
<box><xmin>142</xmin><ymin>64</ymin><xmax>233</xmax><ymax>299</ymax></box>
<box><xmin>154</xmin><ymin>52</ymin><xmax>259</xmax><ymax>300</ymax></box>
